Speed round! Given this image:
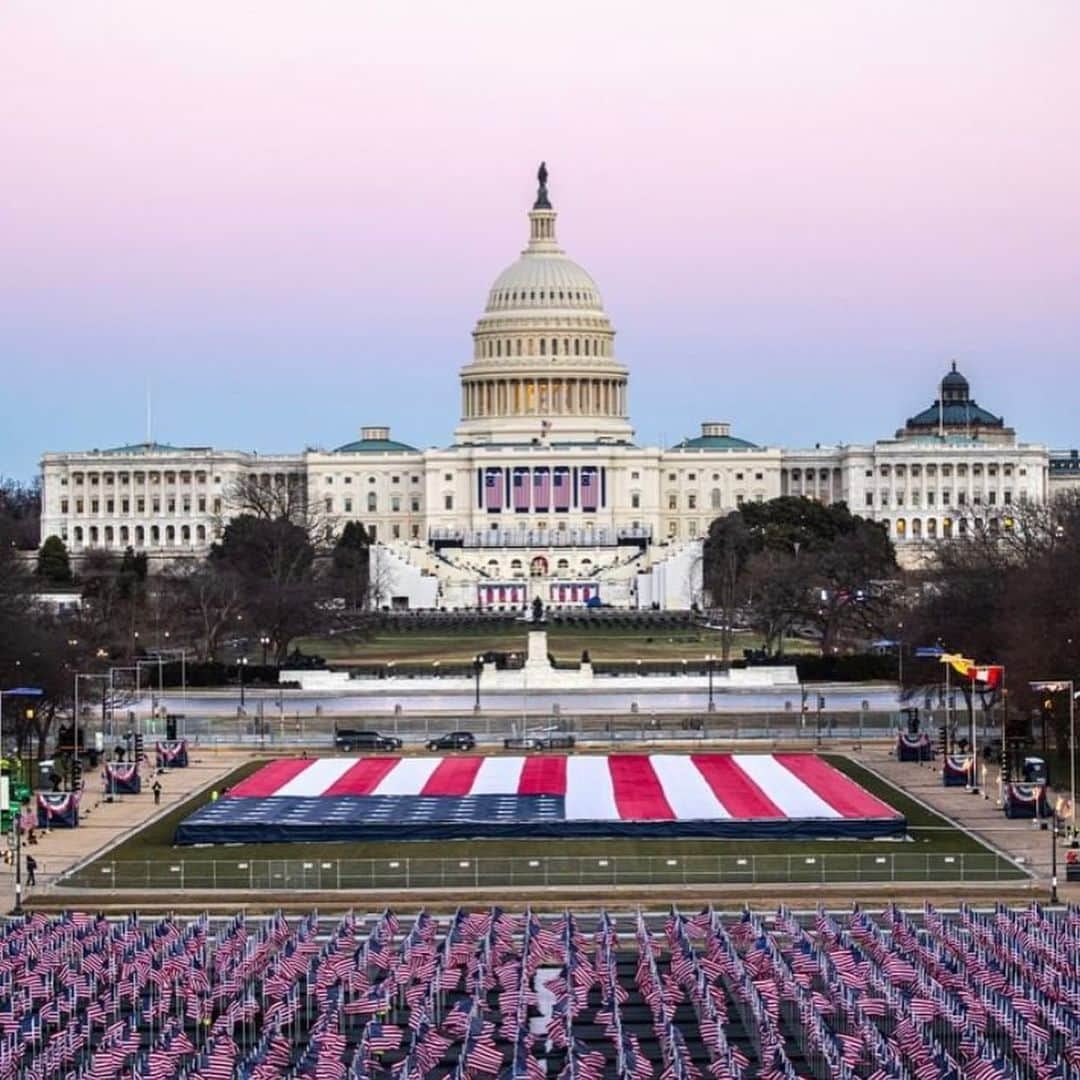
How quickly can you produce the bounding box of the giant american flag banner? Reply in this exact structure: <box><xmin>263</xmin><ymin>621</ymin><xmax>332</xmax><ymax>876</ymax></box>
<box><xmin>175</xmin><ymin>753</ymin><xmax>906</xmax><ymax>845</ymax></box>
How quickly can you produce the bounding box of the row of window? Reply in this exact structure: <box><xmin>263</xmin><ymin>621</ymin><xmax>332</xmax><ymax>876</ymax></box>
<box><xmin>323</xmin><ymin>474</ymin><xmax>424</xmax><ymax>485</ymax></box>
<box><xmin>886</xmin><ymin>516</ymin><xmax>1014</xmax><ymax>540</ymax></box>
<box><xmin>488</xmin><ymin>287</ymin><xmax>597</xmax><ymax>306</ymax></box>
<box><xmin>477</xmin><ymin>336</ymin><xmax>611</xmax><ymax>359</ymax></box>
<box><xmin>866</xmin><ymin>490</ymin><xmax>1021</xmax><ymax>508</ymax></box>
<box><xmin>60</xmin><ymin>497</ymin><xmax>222</xmax><ymax>515</ymax></box>
<box><xmin>788</xmin><ymin>463</ymin><xmax>1025</xmax><ymax>480</ymax></box>
<box><xmin>324</xmin><ymin>495</ymin><xmax>423</xmax><ymax>514</ymax></box>
<box><xmin>64</xmin><ymin>471</ymin><xmax>217</xmax><ymax>486</ymax></box>
<box><xmin>66</xmin><ymin>523</ymin><xmax>211</xmax><ymax>547</ymax></box>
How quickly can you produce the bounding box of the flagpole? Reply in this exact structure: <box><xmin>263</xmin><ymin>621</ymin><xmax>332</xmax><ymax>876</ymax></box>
<box><xmin>1070</xmin><ymin>681</ymin><xmax>1076</xmax><ymax>839</ymax></box>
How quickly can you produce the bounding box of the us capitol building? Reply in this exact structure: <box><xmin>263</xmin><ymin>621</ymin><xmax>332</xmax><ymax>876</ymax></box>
<box><xmin>40</xmin><ymin>167</ymin><xmax>1079</xmax><ymax>610</ymax></box>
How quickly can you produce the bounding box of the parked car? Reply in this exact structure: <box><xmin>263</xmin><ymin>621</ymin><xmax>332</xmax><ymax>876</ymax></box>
<box><xmin>501</xmin><ymin>734</ymin><xmax>575</xmax><ymax>751</ymax></box>
<box><xmin>334</xmin><ymin>729</ymin><xmax>402</xmax><ymax>752</ymax></box>
<box><xmin>426</xmin><ymin>731</ymin><xmax>476</xmax><ymax>751</ymax></box>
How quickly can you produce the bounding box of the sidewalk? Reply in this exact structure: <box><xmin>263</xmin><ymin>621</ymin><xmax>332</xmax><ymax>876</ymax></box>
<box><xmin>1</xmin><ymin>748</ymin><xmax>249</xmax><ymax>912</ymax></box>
<box><xmin>856</xmin><ymin>745</ymin><xmax>1078</xmax><ymax>900</ymax></box>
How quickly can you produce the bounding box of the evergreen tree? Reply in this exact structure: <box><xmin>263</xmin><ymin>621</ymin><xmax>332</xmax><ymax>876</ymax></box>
<box><xmin>36</xmin><ymin>535</ymin><xmax>72</xmax><ymax>584</ymax></box>
<box><xmin>331</xmin><ymin>521</ymin><xmax>370</xmax><ymax>610</ymax></box>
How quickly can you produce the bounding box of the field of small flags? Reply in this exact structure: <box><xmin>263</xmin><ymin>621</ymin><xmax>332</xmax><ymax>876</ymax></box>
<box><xmin>1</xmin><ymin>902</ymin><xmax>1078</xmax><ymax>1079</ymax></box>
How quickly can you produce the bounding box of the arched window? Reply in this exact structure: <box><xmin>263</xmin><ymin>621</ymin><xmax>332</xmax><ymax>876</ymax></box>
<box><xmin>551</xmin><ymin>338</ymin><xmax>558</xmax><ymax>355</ymax></box>
<box><xmin>710</xmin><ymin>489</ymin><xmax>721</xmax><ymax>509</ymax></box>
<box><xmin>926</xmin><ymin>518</ymin><xmax>937</xmax><ymax>538</ymax></box>
<box><xmin>911</xmin><ymin>519</ymin><xmax>922</xmax><ymax>539</ymax></box>
<box><xmin>181</xmin><ymin>525</ymin><xmax>191</xmax><ymax>543</ymax></box>
<box><xmin>574</xmin><ymin>339</ymin><xmax>580</xmax><ymax>355</ymax></box>
<box><xmin>135</xmin><ymin>526</ymin><xmax>144</xmax><ymax>546</ymax></box>
<box><xmin>895</xmin><ymin>518</ymin><xmax>907</xmax><ymax>538</ymax></box>
<box><xmin>942</xmin><ymin>518</ymin><xmax>952</xmax><ymax>539</ymax></box>
<box><xmin>367</xmin><ymin>493</ymin><xmax>377</xmax><ymax>513</ymax></box>
<box><xmin>150</xmin><ymin>525</ymin><xmax>160</xmax><ymax>544</ymax></box>
<box><xmin>539</xmin><ymin>339</ymin><xmax>546</xmax><ymax>355</ymax></box>
<box><xmin>165</xmin><ymin>525</ymin><xmax>175</xmax><ymax>545</ymax></box>
<box><xmin>104</xmin><ymin>526</ymin><xmax>114</xmax><ymax>545</ymax></box>
<box><xmin>89</xmin><ymin>526</ymin><xmax>98</xmax><ymax>544</ymax></box>
<box><xmin>73</xmin><ymin>526</ymin><xmax>83</xmax><ymax>545</ymax></box>
<box><xmin>120</xmin><ymin>526</ymin><xmax>129</xmax><ymax>544</ymax></box>
<box><xmin>557</xmin><ymin>558</ymin><xmax>569</xmax><ymax>572</ymax></box>
<box><xmin>197</xmin><ymin>524</ymin><xmax>206</xmax><ymax>542</ymax></box>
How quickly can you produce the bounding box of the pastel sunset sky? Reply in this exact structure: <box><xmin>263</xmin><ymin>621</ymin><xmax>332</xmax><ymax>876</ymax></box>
<box><xmin>2</xmin><ymin>1</ymin><xmax>1078</xmax><ymax>478</ymax></box>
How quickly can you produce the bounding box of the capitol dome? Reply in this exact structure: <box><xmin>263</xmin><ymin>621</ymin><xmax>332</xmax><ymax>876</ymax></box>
<box><xmin>456</xmin><ymin>164</ymin><xmax>633</xmax><ymax>447</ymax></box>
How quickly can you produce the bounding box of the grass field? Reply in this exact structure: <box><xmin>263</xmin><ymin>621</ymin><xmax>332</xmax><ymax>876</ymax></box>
<box><xmin>64</xmin><ymin>754</ymin><xmax>1023</xmax><ymax>890</ymax></box>
<box><xmin>296</xmin><ymin>627</ymin><xmax>819</xmax><ymax>665</ymax></box>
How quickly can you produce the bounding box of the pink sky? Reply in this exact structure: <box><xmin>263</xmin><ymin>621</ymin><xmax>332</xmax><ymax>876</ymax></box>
<box><xmin>1</xmin><ymin>1</ymin><xmax>1078</xmax><ymax>474</ymax></box>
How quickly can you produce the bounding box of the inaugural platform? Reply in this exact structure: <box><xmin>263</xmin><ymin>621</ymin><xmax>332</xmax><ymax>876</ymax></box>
<box><xmin>174</xmin><ymin>752</ymin><xmax>904</xmax><ymax>844</ymax></box>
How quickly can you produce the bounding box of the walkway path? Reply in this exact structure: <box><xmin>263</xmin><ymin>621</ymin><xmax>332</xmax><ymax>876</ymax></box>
<box><xmin>855</xmin><ymin>745</ymin><xmax>1078</xmax><ymax>900</ymax></box>
<box><xmin>1</xmin><ymin>748</ymin><xmax>249</xmax><ymax>912</ymax></box>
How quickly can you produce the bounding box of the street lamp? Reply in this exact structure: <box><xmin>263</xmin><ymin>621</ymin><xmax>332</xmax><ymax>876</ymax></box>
<box><xmin>1031</xmin><ymin>679</ymin><xmax>1077</xmax><ymax>839</ymax></box>
<box><xmin>260</xmin><ymin>635</ymin><xmax>271</xmax><ymax>666</ymax></box>
<box><xmin>239</xmin><ymin>657</ymin><xmax>249</xmax><ymax>709</ymax></box>
<box><xmin>473</xmin><ymin>655</ymin><xmax>483</xmax><ymax>712</ymax></box>
<box><xmin>705</xmin><ymin>654</ymin><xmax>716</xmax><ymax>712</ymax></box>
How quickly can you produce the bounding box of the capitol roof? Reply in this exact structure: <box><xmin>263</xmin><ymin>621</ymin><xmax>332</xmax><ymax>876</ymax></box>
<box><xmin>333</xmin><ymin>426</ymin><xmax>417</xmax><ymax>454</ymax></box>
<box><xmin>669</xmin><ymin>422</ymin><xmax>759</xmax><ymax>451</ymax></box>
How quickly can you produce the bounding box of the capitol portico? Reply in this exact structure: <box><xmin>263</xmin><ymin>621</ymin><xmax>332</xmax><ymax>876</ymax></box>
<box><xmin>39</xmin><ymin>166</ymin><xmax>1074</xmax><ymax>610</ymax></box>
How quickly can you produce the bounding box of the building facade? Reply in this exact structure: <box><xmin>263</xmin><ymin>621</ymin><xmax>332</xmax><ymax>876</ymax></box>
<box><xmin>39</xmin><ymin>168</ymin><xmax>1071</xmax><ymax>609</ymax></box>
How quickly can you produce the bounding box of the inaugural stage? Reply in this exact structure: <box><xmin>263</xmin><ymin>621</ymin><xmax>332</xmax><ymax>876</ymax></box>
<box><xmin>175</xmin><ymin>752</ymin><xmax>904</xmax><ymax>844</ymax></box>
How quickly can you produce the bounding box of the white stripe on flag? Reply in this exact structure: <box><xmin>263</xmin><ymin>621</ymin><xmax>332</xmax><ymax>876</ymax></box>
<box><xmin>649</xmin><ymin>755</ymin><xmax>731</xmax><ymax>819</ymax></box>
<box><xmin>732</xmin><ymin>754</ymin><xmax>839</xmax><ymax>818</ymax></box>
<box><xmin>274</xmin><ymin>758</ymin><xmax>356</xmax><ymax>797</ymax></box>
<box><xmin>372</xmin><ymin>757</ymin><xmax>442</xmax><ymax>795</ymax></box>
<box><xmin>470</xmin><ymin>756</ymin><xmax>526</xmax><ymax>794</ymax></box>
<box><xmin>564</xmin><ymin>756</ymin><xmax>619</xmax><ymax>820</ymax></box>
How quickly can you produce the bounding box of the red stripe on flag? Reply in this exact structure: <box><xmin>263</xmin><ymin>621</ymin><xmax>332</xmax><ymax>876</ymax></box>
<box><xmin>691</xmin><ymin>755</ymin><xmax>785</xmax><ymax>817</ymax></box>
<box><xmin>773</xmin><ymin>754</ymin><xmax>900</xmax><ymax>819</ymax></box>
<box><xmin>227</xmin><ymin>758</ymin><xmax>314</xmax><ymax>798</ymax></box>
<box><xmin>518</xmin><ymin>756</ymin><xmax>567</xmax><ymax>795</ymax></box>
<box><xmin>323</xmin><ymin>757</ymin><xmax>401</xmax><ymax>796</ymax></box>
<box><xmin>420</xmin><ymin>757</ymin><xmax>485</xmax><ymax>796</ymax></box>
<box><xmin>608</xmin><ymin>755</ymin><xmax>675</xmax><ymax>820</ymax></box>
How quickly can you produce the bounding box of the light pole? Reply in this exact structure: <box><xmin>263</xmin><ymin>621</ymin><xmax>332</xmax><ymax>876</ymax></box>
<box><xmin>473</xmin><ymin>655</ymin><xmax>483</xmax><ymax>713</ymax></box>
<box><xmin>239</xmin><ymin>657</ymin><xmax>248</xmax><ymax>710</ymax></box>
<box><xmin>260</xmin><ymin>635</ymin><xmax>271</xmax><ymax>667</ymax></box>
<box><xmin>705</xmin><ymin>654</ymin><xmax>716</xmax><ymax>713</ymax></box>
<box><xmin>897</xmin><ymin>621</ymin><xmax>904</xmax><ymax>687</ymax></box>
<box><xmin>1031</xmin><ymin>679</ymin><xmax>1076</xmax><ymax>839</ymax></box>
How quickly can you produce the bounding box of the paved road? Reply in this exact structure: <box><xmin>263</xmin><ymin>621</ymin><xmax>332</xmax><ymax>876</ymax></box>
<box><xmin>153</xmin><ymin>684</ymin><xmax>902</xmax><ymax>716</ymax></box>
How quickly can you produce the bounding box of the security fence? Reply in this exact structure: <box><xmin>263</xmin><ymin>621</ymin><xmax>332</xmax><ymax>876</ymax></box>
<box><xmin>123</xmin><ymin>709</ymin><xmax>906</xmax><ymax>747</ymax></box>
<box><xmin>61</xmin><ymin>850</ymin><xmax>1025</xmax><ymax>892</ymax></box>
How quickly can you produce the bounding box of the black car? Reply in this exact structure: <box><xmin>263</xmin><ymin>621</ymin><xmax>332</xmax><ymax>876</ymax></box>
<box><xmin>334</xmin><ymin>729</ymin><xmax>402</xmax><ymax>752</ymax></box>
<box><xmin>426</xmin><ymin>731</ymin><xmax>476</xmax><ymax>751</ymax></box>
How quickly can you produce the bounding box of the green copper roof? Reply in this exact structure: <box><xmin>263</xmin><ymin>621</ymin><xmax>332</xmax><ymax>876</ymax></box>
<box><xmin>97</xmin><ymin>441</ymin><xmax>188</xmax><ymax>454</ymax></box>
<box><xmin>905</xmin><ymin>401</ymin><xmax>1003</xmax><ymax>428</ymax></box>
<box><xmin>333</xmin><ymin>437</ymin><xmax>419</xmax><ymax>454</ymax></box>
<box><xmin>669</xmin><ymin>434</ymin><xmax>759</xmax><ymax>451</ymax></box>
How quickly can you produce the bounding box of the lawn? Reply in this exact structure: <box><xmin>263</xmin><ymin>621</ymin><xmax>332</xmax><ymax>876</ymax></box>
<box><xmin>64</xmin><ymin>754</ymin><xmax>1024</xmax><ymax>890</ymax></box>
<box><xmin>296</xmin><ymin>626</ymin><xmax>818</xmax><ymax>665</ymax></box>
